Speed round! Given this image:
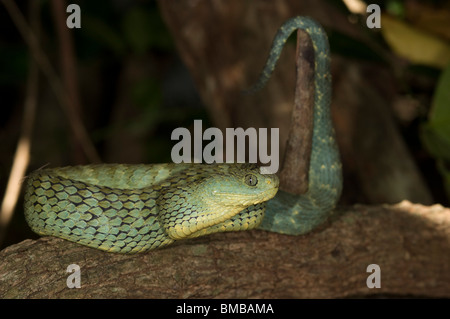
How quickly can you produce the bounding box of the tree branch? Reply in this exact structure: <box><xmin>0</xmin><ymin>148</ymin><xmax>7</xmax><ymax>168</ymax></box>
<box><xmin>279</xmin><ymin>29</ymin><xmax>314</xmax><ymax>194</ymax></box>
<box><xmin>1</xmin><ymin>202</ymin><xmax>449</xmax><ymax>298</ymax></box>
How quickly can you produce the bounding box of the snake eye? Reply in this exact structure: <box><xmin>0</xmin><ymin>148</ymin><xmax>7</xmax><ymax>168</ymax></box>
<box><xmin>244</xmin><ymin>174</ymin><xmax>258</xmax><ymax>187</ymax></box>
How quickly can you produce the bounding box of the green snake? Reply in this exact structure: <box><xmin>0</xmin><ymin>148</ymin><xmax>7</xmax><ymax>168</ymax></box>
<box><xmin>24</xmin><ymin>16</ymin><xmax>342</xmax><ymax>253</ymax></box>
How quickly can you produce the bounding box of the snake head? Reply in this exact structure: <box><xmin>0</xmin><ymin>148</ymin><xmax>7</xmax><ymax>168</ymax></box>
<box><xmin>158</xmin><ymin>163</ymin><xmax>279</xmax><ymax>240</ymax></box>
<box><xmin>201</xmin><ymin>164</ymin><xmax>279</xmax><ymax>207</ymax></box>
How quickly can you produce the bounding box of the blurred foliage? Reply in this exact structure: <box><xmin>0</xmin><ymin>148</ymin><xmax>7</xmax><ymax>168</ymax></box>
<box><xmin>385</xmin><ymin>0</ymin><xmax>405</xmax><ymax>18</ymax></box>
<box><xmin>381</xmin><ymin>14</ymin><xmax>450</xmax><ymax>69</ymax></box>
<box><xmin>63</xmin><ymin>0</ymin><xmax>205</xmax><ymax>164</ymax></box>
<box><xmin>328</xmin><ymin>30</ymin><xmax>387</xmax><ymax>63</ymax></box>
<box><xmin>0</xmin><ymin>0</ymin><xmax>206</xmax><ymax>164</ymax></box>
<box><xmin>80</xmin><ymin>2</ymin><xmax>173</xmax><ymax>57</ymax></box>
<box><xmin>373</xmin><ymin>1</ymin><xmax>450</xmax><ymax>201</ymax></box>
<box><xmin>329</xmin><ymin>0</ymin><xmax>450</xmax><ymax>202</ymax></box>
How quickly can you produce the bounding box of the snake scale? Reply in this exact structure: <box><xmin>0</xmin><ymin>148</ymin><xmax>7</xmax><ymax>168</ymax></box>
<box><xmin>24</xmin><ymin>16</ymin><xmax>342</xmax><ymax>253</ymax></box>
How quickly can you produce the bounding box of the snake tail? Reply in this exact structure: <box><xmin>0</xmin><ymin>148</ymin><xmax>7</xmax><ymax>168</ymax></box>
<box><xmin>251</xmin><ymin>16</ymin><xmax>343</xmax><ymax>235</ymax></box>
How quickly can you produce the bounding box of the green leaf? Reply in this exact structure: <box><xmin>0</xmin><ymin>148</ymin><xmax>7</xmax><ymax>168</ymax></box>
<box><xmin>437</xmin><ymin>159</ymin><xmax>450</xmax><ymax>200</ymax></box>
<box><xmin>381</xmin><ymin>15</ymin><xmax>450</xmax><ymax>69</ymax></box>
<box><xmin>421</xmin><ymin>122</ymin><xmax>450</xmax><ymax>160</ymax></box>
<box><xmin>421</xmin><ymin>62</ymin><xmax>450</xmax><ymax>199</ymax></box>
<box><xmin>422</xmin><ymin>62</ymin><xmax>450</xmax><ymax>160</ymax></box>
<box><xmin>429</xmin><ymin>62</ymin><xmax>450</xmax><ymax>123</ymax></box>
<box><xmin>386</xmin><ymin>0</ymin><xmax>405</xmax><ymax>18</ymax></box>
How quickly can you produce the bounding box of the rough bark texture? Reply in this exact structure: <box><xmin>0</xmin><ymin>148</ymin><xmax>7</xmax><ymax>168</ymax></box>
<box><xmin>1</xmin><ymin>201</ymin><xmax>449</xmax><ymax>298</ymax></box>
<box><xmin>278</xmin><ymin>29</ymin><xmax>314</xmax><ymax>195</ymax></box>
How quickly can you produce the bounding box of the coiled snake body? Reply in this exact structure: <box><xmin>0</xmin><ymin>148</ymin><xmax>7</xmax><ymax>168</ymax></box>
<box><xmin>24</xmin><ymin>17</ymin><xmax>342</xmax><ymax>253</ymax></box>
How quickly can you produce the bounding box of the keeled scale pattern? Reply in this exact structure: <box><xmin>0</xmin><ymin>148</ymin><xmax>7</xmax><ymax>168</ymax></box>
<box><xmin>24</xmin><ymin>171</ymin><xmax>173</xmax><ymax>253</ymax></box>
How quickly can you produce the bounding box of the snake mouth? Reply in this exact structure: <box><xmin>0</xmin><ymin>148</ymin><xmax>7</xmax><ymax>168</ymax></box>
<box><xmin>211</xmin><ymin>187</ymin><xmax>278</xmax><ymax>206</ymax></box>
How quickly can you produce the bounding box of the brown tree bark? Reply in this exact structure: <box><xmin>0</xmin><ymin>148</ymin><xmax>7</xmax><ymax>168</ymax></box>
<box><xmin>1</xmin><ymin>201</ymin><xmax>449</xmax><ymax>298</ymax></box>
<box><xmin>278</xmin><ymin>29</ymin><xmax>314</xmax><ymax>195</ymax></box>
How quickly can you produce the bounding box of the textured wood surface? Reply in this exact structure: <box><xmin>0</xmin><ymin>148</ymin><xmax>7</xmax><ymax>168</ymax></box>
<box><xmin>1</xmin><ymin>201</ymin><xmax>449</xmax><ymax>298</ymax></box>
